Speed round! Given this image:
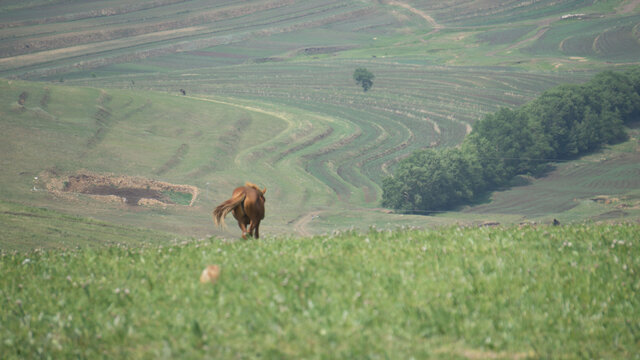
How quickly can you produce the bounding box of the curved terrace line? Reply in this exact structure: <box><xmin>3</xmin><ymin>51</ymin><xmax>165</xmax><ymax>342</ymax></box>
<box><xmin>385</xmin><ymin>0</ymin><xmax>443</xmax><ymax>30</ymax></box>
<box><xmin>185</xmin><ymin>96</ymin><xmax>297</xmax><ymax>166</ymax></box>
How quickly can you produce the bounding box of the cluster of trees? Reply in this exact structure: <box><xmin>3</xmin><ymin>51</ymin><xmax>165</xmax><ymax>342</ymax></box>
<box><xmin>382</xmin><ymin>68</ymin><xmax>640</xmax><ymax>212</ymax></box>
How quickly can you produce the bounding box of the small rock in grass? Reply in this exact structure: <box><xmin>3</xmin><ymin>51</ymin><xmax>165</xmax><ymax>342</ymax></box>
<box><xmin>200</xmin><ymin>265</ymin><xmax>221</xmax><ymax>285</ymax></box>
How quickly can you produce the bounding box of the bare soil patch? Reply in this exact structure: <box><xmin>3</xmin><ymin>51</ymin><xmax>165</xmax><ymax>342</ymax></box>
<box><xmin>44</xmin><ymin>171</ymin><xmax>198</xmax><ymax>207</ymax></box>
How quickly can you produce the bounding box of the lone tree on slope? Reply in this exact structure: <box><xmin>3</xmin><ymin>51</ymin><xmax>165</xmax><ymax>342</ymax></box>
<box><xmin>353</xmin><ymin>67</ymin><xmax>374</xmax><ymax>92</ymax></box>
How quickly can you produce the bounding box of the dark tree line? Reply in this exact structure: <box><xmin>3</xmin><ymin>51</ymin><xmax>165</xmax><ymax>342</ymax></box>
<box><xmin>382</xmin><ymin>68</ymin><xmax>640</xmax><ymax>212</ymax></box>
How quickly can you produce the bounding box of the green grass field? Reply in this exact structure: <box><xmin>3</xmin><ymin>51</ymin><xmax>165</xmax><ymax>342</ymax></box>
<box><xmin>2</xmin><ymin>224</ymin><xmax>638</xmax><ymax>359</ymax></box>
<box><xmin>2</xmin><ymin>1</ymin><xmax>640</xmax><ymax>358</ymax></box>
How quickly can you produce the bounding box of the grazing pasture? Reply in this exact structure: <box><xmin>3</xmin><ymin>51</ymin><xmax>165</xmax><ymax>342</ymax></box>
<box><xmin>1</xmin><ymin>0</ymin><xmax>639</xmax><ymax>237</ymax></box>
<box><xmin>0</xmin><ymin>200</ymin><xmax>177</xmax><ymax>252</ymax></box>
<box><xmin>1</xmin><ymin>224</ymin><xmax>638</xmax><ymax>359</ymax></box>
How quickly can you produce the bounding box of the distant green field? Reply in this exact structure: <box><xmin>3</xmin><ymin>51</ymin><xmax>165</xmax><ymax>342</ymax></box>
<box><xmin>1</xmin><ymin>0</ymin><xmax>639</xmax><ymax>242</ymax></box>
<box><xmin>2</xmin><ymin>224</ymin><xmax>638</xmax><ymax>358</ymax></box>
<box><xmin>462</xmin><ymin>126</ymin><xmax>640</xmax><ymax>222</ymax></box>
<box><xmin>523</xmin><ymin>15</ymin><xmax>640</xmax><ymax>62</ymax></box>
<box><xmin>0</xmin><ymin>200</ymin><xmax>179</xmax><ymax>252</ymax></box>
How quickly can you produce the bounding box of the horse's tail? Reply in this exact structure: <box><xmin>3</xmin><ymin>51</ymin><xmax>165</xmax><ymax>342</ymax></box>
<box><xmin>212</xmin><ymin>191</ymin><xmax>246</xmax><ymax>228</ymax></box>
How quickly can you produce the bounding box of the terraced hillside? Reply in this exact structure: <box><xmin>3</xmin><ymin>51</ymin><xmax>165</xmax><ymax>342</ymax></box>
<box><xmin>1</xmin><ymin>0</ymin><xmax>639</xmax><ymax>239</ymax></box>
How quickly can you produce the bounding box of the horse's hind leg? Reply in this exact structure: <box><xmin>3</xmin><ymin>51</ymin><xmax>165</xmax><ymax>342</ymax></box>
<box><xmin>249</xmin><ymin>220</ymin><xmax>260</xmax><ymax>239</ymax></box>
<box><xmin>255</xmin><ymin>222</ymin><xmax>260</xmax><ymax>239</ymax></box>
<box><xmin>237</xmin><ymin>220</ymin><xmax>248</xmax><ymax>239</ymax></box>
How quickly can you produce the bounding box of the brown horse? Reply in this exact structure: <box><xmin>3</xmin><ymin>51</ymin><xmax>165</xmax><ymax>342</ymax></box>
<box><xmin>213</xmin><ymin>182</ymin><xmax>266</xmax><ymax>239</ymax></box>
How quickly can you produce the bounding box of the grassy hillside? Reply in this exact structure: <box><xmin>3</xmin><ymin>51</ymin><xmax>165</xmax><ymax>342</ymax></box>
<box><xmin>2</xmin><ymin>224</ymin><xmax>638</xmax><ymax>358</ymax></box>
<box><xmin>0</xmin><ymin>200</ymin><xmax>179</xmax><ymax>252</ymax></box>
<box><xmin>0</xmin><ymin>78</ymin><xmax>334</xmax><ymax>239</ymax></box>
<box><xmin>463</xmin><ymin>125</ymin><xmax>640</xmax><ymax>222</ymax></box>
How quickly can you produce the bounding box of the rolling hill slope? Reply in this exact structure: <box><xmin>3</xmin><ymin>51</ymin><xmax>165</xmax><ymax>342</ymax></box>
<box><xmin>1</xmin><ymin>0</ymin><xmax>639</xmax><ymax>242</ymax></box>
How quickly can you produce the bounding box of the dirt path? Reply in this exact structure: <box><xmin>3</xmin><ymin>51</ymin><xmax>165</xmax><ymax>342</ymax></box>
<box><xmin>386</xmin><ymin>0</ymin><xmax>443</xmax><ymax>30</ymax></box>
<box><xmin>619</xmin><ymin>0</ymin><xmax>640</xmax><ymax>14</ymax></box>
<box><xmin>507</xmin><ymin>26</ymin><xmax>550</xmax><ymax>51</ymax></box>
<box><xmin>293</xmin><ymin>211</ymin><xmax>322</xmax><ymax>237</ymax></box>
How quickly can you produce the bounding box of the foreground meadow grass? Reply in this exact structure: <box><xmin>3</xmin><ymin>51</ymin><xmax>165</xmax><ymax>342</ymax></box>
<box><xmin>1</xmin><ymin>224</ymin><xmax>639</xmax><ymax>359</ymax></box>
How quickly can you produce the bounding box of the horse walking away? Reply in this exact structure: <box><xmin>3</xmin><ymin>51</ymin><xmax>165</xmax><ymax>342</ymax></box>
<box><xmin>213</xmin><ymin>182</ymin><xmax>266</xmax><ymax>239</ymax></box>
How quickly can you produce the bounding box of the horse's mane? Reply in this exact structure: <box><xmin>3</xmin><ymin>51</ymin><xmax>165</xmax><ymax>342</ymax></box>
<box><xmin>245</xmin><ymin>182</ymin><xmax>260</xmax><ymax>190</ymax></box>
<box><xmin>245</xmin><ymin>182</ymin><xmax>265</xmax><ymax>194</ymax></box>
